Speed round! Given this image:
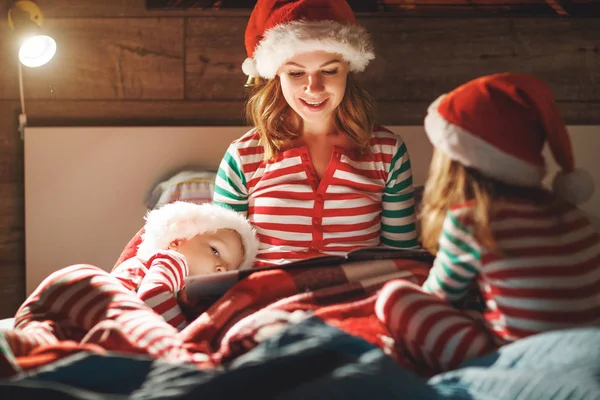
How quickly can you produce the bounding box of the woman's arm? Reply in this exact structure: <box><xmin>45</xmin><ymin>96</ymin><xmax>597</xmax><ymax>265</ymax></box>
<box><xmin>381</xmin><ymin>138</ymin><xmax>419</xmax><ymax>249</ymax></box>
<box><xmin>422</xmin><ymin>210</ymin><xmax>481</xmax><ymax>303</ymax></box>
<box><xmin>213</xmin><ymin>143</ymin><xmax>249</xmax><ymax>215</ymax></box>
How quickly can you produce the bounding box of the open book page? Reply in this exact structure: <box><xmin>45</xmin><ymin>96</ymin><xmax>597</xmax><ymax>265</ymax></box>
<box><xmin>183</xmin><ymin>247</ymin><xmax>434</xmax><ymax>300</ymax></box>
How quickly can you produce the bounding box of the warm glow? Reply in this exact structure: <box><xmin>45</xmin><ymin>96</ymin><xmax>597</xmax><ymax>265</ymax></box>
<box><xmin>19</xmin><ymin>34</ymin><xmax>56</xmax><ymax>68</ymax></box>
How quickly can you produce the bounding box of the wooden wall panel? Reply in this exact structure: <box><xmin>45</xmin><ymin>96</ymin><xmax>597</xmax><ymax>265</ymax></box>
<box><xmin>0</xmin><ymin>24</ymin><xmax>16</xmax><ymax>100</ymax></box>
<box><xmin>358</xmin><ymin>17</ymin><xmax>600</xmax><ymax>102</ymax></box>
<box><xmin>21</xmin><ymin>100</ymin><xmax>248</xmax><ymax>126</ymax></box>
<box><xmin>186</xmin><ymin>17</ymin><xmax>248</xmax><ymax>101</ymax></box>
<box><xmin>28</xmin><ymin>0</ymin><xmax>600</xmax><ymax>17</ymax></box>
<box><xmin>0</xmin><ymin>101</ymin><xmax>25</xmax><ymax>318</ymax></box>
<box><xmin>377</xmin><ymin>100</ymin><xmax>600</xmax><ymax>126</ymax></box>
<box><xmin>184</xmin><ymin>16</ymin><xmax>600</xmax><ymax>103</ymax></box>
<box><xmin>0</xmin><ymin>18</ymin><xmax>184</xmax><ymax>101</ymax></box>
<box><xmin>5</xmin><ymin>99</ymin><xmax>600</xmax><ymax>128</ymax></box>
<box><xmin>32</xmin><ymin>0</ymin><xmax>252</xmax><ymax>17</ymax></box>
<box><xmin>32</xmin><ymin>0</ymin><xmax>157</xmax><ymax>17</ymax></box>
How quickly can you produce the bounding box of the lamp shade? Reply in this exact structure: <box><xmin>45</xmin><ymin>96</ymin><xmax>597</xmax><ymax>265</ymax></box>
<box><xmin>18</xmin><ymin>34</ymin><xmax>56</xmax><ymax>67</ymax></box>
<box><xmin>8</xmin><ymin>1</ymin><xmax>56</xmax><ymax>67</ymax></box>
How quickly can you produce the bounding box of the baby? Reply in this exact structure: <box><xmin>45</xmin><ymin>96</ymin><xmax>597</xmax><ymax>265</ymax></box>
<box><xmin>112</xmin><ymin>201</ymin><xmax>260</xmax><ymax>329</ymax></box>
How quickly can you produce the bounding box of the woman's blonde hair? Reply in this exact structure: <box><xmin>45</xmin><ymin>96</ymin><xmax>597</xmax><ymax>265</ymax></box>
<box><xmin>245</xmin><ymin>74</ymin><xmax>376</xmax><ymax>160</ymax></box>
<box><xmin>420</xmin><ymin>149</ymin><xmax>546</xmax><ymax>255</ymax></box>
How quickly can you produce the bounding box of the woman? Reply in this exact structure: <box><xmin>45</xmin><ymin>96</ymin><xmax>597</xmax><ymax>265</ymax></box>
<box><xmin>214</xmin><ymin>0</ymin><xmax>419</xmax><ymax>266</ymax></box>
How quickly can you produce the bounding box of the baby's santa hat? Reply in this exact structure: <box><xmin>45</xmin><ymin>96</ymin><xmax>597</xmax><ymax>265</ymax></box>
<box><xmin>424</xmin><ymin>72</ymin><xmax>594</xmax><ymax>205</ymax></box>
<box><xmin>114</xmin><ymin>202</ymin><xmax>259</xmax><ymax>270</ymax></box>
<box><xmin>242</xmin><ymin>0</ymin><xmax>374</xmax><ymax>80</ymax></box>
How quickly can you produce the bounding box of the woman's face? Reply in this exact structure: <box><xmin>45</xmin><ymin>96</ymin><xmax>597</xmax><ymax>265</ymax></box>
<box><xmin>278</xmin><ymin>50</ymin><xmax>349</xmax><ymax>127</ymax></box>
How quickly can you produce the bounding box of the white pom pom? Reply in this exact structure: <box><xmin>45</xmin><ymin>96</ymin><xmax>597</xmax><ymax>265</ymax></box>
<box><xmin>552</xmin><ymin>168</ymin><xmax>595</xmax><ymax>205</ymax></box>
<box><xmin>241</xmin><ymin>57</ymin><xmax>259</xmax><ymax>77</ymax></box>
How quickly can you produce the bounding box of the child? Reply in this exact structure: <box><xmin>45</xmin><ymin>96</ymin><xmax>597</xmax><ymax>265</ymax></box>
<box><xmin>213</xmin><ymin>0</ymin><xmax>419</xmax><ymax>267</ymax></box>
<box><xmin>2</xmin><ymin>202</ymin><xmax>259</xmax><ymax>365</ymax></box>
<box><xmin>112</xmin><ymin>201</ymin><xmax>259</xmax><ymax>329</ymax></box>
<box><xmin>375</xmin><ymin>73</ymin><xmax>600</xmax><ymax>373</ymax></box>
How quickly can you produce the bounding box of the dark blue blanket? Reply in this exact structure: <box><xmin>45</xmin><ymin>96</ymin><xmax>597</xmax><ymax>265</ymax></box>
<box><xmin>1</xmin><ymin>318</ymin><xmax>598</xmax><ymax>400</ymax></box>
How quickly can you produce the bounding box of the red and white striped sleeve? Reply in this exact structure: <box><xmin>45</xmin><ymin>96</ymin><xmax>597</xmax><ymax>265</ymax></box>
<box><xmin>137</xmin><ymin>249</ymin><xmax>189</xmax><ymax>330</ymax></box>
<box><xmin>111</xmin><ymin>256</ymin><xmax>148</xmax><ymax>292</ymax></box>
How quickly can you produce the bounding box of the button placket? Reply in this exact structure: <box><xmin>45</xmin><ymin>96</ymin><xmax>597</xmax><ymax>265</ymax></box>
<box><xmin>300</xmin><ymin>150</ymin><xmax>320</xmax><ymax>191</ymax></box>
<box><xmin>312</xmin><ymin>193</ymin><xmax>325</xmax><ymax>250</ymax></box>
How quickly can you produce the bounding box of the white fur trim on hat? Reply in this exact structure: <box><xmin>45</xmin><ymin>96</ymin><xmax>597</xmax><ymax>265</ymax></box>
<box><xmin>552</xmin><ymin>168</ymin><xmax>595</xmax><ymax>205</ymax></box>
<box><xmin>242</xmin><ymin>57</ymin><xmax>259</xmax><ymax>77</ymax></box>
<box><xmin>251</xmin><ymin>20</ymin><xmax>374</xmax><ymax>79</ymax></box>
<box><xmin>138</xmin><ymin>201</ymin><xmax>259</xmax><ymax>270</ymax></box>
<box><xmin>424</xmin><ymin>95</ymin><xmax>546</xmax><ymax>187</ymax></box>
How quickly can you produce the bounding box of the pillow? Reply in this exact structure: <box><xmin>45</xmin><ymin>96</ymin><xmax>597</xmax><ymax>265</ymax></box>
<box><xmin>146</xmin><ymin>170</ymin><xmax>217</xmax><ymax>210</ymax></box>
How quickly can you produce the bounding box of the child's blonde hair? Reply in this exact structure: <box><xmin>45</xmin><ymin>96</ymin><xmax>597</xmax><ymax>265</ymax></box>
<box><xmin>245</xmin><ymin>74</ymin><xmax>376</xmax><ymax>160</ymax></box>
<box><xmin>420</xmin><ymin>149</ymin><xmax>548</xmax><ymax>256</ymax></box>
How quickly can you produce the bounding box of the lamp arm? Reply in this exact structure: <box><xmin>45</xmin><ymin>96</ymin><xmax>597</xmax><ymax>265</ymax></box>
<box><xmin>18</xmin><ymin>60</ymin><xmax>27</xmax><ymax>140</ymax></box>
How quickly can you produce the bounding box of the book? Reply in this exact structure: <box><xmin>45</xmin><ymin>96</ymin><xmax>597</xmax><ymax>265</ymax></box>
<box><xmin>183</xmin><ymin>247</ymin><xmax>434</xmax><ymax>300</ymax></box>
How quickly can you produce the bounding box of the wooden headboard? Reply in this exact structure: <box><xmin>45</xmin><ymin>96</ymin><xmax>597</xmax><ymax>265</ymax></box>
<box><xmin>24</xmin><ymin>126</ymin><xmax>599</xmax><ymax>294</ymax></box>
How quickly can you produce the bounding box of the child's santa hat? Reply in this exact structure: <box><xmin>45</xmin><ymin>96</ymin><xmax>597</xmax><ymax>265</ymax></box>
<box><xmin>114</xmin><ymin>202</ymin><xmax>259</xmax><ymax>270</ymax></box>
<box><xmin>424</xmin><ymin>72</ymin><xmax>594</xmax><ymax>205</ymax></box>
<box><xmin>242</xmin><ymin>0</ymin><xmax>374</xmax><ymax>79</ymax></box>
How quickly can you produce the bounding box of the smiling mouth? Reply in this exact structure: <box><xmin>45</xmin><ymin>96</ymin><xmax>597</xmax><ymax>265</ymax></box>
<box><xmin>300</xmin><ymin>98</ymin><xmax>328</xmax><ymax>110</ymax></box>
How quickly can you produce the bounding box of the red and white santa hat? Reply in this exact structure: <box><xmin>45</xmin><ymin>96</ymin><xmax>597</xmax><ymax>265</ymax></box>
<box><xmin>130</xmin><ymin>201</ymin><xmax>259</xmax><ymax>270</ymax></box>
<box><xmin>242</xmin><ymin>0</ymin><xmax>374</xmax><ymax>79</ymax></box>
<box><xmin>424</xmin><ymin>72</ymin><xmax>594</xmax><ymax>205</ymax></box>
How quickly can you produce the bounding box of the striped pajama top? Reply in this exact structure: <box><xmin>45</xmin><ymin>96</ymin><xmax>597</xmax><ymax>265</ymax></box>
<box><xmin>423</xmin><ymin>196</ymin><xmax>600</xmax><ymax>342</ymax></box>
<box><xmin>213</xmin><ymin>127</ymin><xmax>419</xmax><ymax>267</ymax></box>
<box><xmin>112</xmin><ymin>250</ymin><xmax>189</xmax><ymax>330</ymax></box>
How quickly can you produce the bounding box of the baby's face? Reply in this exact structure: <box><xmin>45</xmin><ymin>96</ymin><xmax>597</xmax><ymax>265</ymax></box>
<box><xmin>171</xmin><ymin>229</ymin><xmax>244</xmax><ymax>276</ymax></box>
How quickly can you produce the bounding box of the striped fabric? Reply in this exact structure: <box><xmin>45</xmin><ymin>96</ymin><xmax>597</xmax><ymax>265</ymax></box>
<box><xmin>7</xmin><ymin>264</ymin><xmax>201</xmax><ymax>363</ymax></box>
<box><xmin>376</xmin><ymin>195</ymin><xmax>600</xmax><ymax>372</ymax></box>
<box><xmin>375</xmin><ymin>279</ymin><xmax>497</xmax><ymax>373</ymax></box>
<box><xmin>112</xmin><ymin>250</ymin><xmax>189</xmax><ymax>330</ymax></box>
<box><xmin>213</xmin><ymin>126</ymin><xmax>418</xmax><ymax>267</ymax></box>
<box><xmin>423</xmin><ymin>197</ymin><xmax>600</xmax><ymax>341</ymax></box>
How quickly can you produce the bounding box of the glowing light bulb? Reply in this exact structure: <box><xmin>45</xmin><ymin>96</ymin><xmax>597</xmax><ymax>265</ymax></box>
<box><xmin>19</xmin><ymin>34</ymin><xmax>56</xmax><ymax>67</ymax></box>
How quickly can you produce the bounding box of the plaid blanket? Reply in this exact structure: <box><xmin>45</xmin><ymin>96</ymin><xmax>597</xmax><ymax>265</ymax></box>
<box><xmin>2</xmin><ymin>258</ymin><xmax>439</xmax><ymax>378</ymax></box>
<box><xmin>180</xmin><ymin>259</ymin><xmax>432</xmax><ymax>364</ymax></box>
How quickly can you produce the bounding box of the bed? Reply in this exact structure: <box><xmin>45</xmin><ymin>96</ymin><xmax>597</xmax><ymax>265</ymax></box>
<box><xmin>1</xmin><ymin>125</ymin><xmax>597</xmax><ymax>398</ymax></box>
